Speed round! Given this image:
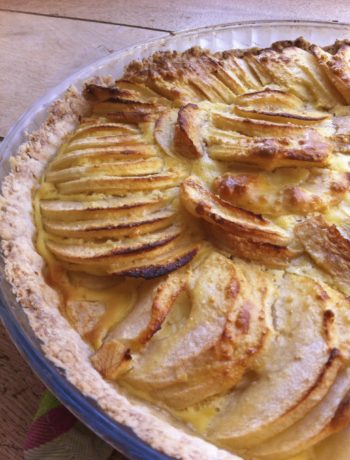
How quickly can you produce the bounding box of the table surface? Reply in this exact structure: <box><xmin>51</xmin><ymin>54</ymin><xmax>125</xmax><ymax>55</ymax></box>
<box><xmin>1</xmin><ymin>1</ymin><xmax>350</xmax><ymax>458</ymax></box>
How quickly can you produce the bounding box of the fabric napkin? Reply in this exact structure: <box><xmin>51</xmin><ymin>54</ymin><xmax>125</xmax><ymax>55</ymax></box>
<box><xmin>23</xmin><ymin>391</ymin><xmax>126</xmax><ymax>460</ymax></box>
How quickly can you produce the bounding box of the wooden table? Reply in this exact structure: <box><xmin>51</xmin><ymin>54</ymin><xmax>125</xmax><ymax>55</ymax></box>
<box><xmin>1</xmin><ymin>2</ymin><xmax>350</xmax><ymax>459</ymax></box>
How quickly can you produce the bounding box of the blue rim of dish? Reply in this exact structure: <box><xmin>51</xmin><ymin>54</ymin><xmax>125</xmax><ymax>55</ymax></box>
<box><xmin>1</xmin><ymin>19</ymin><xmax>350</xmax><ymax>460</ymax></box>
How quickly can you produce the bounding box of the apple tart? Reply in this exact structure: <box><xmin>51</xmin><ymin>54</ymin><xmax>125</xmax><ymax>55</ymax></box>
<box><xmin>3</xmin><ymin>37</ymin><xmax>350</xmax><ymax>460</ymax></box>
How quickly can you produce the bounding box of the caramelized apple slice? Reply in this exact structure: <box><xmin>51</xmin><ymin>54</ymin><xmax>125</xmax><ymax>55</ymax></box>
<box><xmin>208</xmin><ymin>274</ymin><xmax>342</xmax><ymax>449</ymax></box>
<box><xmin>214</xmin><ymin>169</ymin><xmax>350</xmax><ymax>216</ymax></box>
<box><xmin>114</xmin><ymin>240</ymin><xmax>200</xmax><ymax>279</ymax></box>
<box><xmin>180</xmin><ymin>176</ymin><xmax>290</xmax><ymax>245</ymax></box>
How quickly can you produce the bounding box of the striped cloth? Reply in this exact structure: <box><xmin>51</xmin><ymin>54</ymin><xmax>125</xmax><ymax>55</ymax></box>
<box><xmin>24</xmin><ymin>391</ymin><xmax>126</xmax><ymax>460</ymax></box>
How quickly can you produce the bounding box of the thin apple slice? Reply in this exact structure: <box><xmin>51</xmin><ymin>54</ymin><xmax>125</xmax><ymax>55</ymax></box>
<box><xmin>46</xmin><ymin>225</ymin><xmax>182</xmax><ymax>263</ymax></box>
<box><xmin>40</xmin><ymin>189</ymin><xmax>177</xmax><ymax>221</ymax></box>
<box><xmin>233</xmin><ymin>105</ymin><xmax>330</xmax><ymax>125</ymax></box>
<box><xmin>247</xmin><ymin>43</ymin><xmax>344</xmax><ymax>107</ymax></box>
<box><xmin>311</xmin><ymin>43</ymin><xmax>350</xmax><ymax>104</ymax></box>
<box><xmin>57</xmin><ymin>169</ymin><xmax>186</xmax><ymax>195</ymax></box>
<box><xmin>208</xmin><ymin>274</ymin><xmax>342</xmax><ymax>449</ymax></box>
<box><xmin>113</xmin><ymin>240</ymin><xmax>200</xmax><ymax>279</ymax></box>
<box><xmin>212</xmin><ymin>112</ymin><xmax>322</xmax><ymax>137</ymax></box>
<box><xmin>45</xmin><ymin>157</ymin><xmax>163</xmax><ymax>183</ymax></box>
<box><xmin>174</xmin><ymin>104</ymin><xmax>205</xmax><ymax>159</ymax></box>
<box><xmin>124</xmin><ymin>253</ymin><xmax>277</xmax><ymax>408</ymax></box>
<box><xmin>234</xmin><ymin>88</ymin><xmax>304</xmax><ymax>110</ymax></box>
<box><xmin>43</xmin><ymin>207</ymin><xmax>176</xmax><ymax>239</ymax></box>
<box><xmin>65</xmin><ymin>133</ymin><xmax>145</xmax><ymax>152</ymax></box>
<box><xmin>214</xmin><ymin>169</ymin><xmax>350</xmax><ymax>216</ymax></box>
<box><xmin>295</xmin><ymin>216</ymin><xmax>350</xmax><ymax>296</ymax></box>
<box><xmin>249</xmin><ymin>369</ymin><xmax>350</xmax><ymax>459</ymax></box>
<box><xmin>154</xmin><ymin>110</ymin><xmax>178</xmax><ymax>156</ymax></box>
<box><xmin>180</xmin><ymin>176</ymin><xmax>290</xmax><ymax>245</ymax></box>
<box><xmin>207</xmin><ymin>129</ymin><xmax>331</xmax><ymax>169</ymax></box>
<box><xmin>70</xmin><ymin>123</ymin><xmax>139</xmax><ymax>142</ymax></box>
<box><xmin>206</xmin><ymin>223</ymin><xmax>299</xmax><ymax>268</ymax></box>
<box><xmin>49</xmin><ymin>144</ymin><xmax>158</xmax><ymax>170</ymax></box>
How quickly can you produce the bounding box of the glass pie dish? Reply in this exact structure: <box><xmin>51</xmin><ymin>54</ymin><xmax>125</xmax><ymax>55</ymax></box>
<box><xmin>1</xmin><ymin>20</ymin><xmax>350</xmax><ymax>460</ymax></box>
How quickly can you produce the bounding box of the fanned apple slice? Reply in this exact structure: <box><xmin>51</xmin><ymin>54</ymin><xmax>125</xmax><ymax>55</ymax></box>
<box><xmin>174</xmin><ymin>104</ymin><xmax>205</xmax><ymax>159</ymax></box>
<box><xmin>57</xmin><ymin>169</ymin><xmax>186</xmax><ymax>195</ymax></box>
<box><xmin>295</xmin><ymin>216</ymin><xmax>350</xmax><ymax>295</ymax></box>
<box><xmin>154</xmin><ymin>110</ymin><xmax>178</xmax><ymax>156</ymax></box>
<box><xmin>311</xmin><ymin>43</ymin><xmax>350</xmax><ymax>104</ymax></box>
<box><xmin>115</xmin><ymin>80</ymin><xmax>173</xmax><ymax>106</ymax></box>
<box><xmin>180</xmin><ymin>176</ymin><xmax>290</xmax><ymax>245</ymax></box>
<box><xmin>40</xmin><ymin>189</ymin><xmax>177</xmax><ymax>221</ymax></box>
<box><xmin>234</xmin><ymin>88</ymin><xmax>304</xmax><ymax>110</ymax></box>
<box><xmin>112</xmin><ymin>240</ymin><xmax>200</xmax><ymax>279</ymax></box>
<box><xmin>208</xmin><ymin>274</ymin><xmax>342</xmax><ymax>449</ymax></box>
<box><xmin>214</xmin><ymin>169</ymin><xmax>350</xmax><ymax>216</ymax></box>
<box><xmin>85</xmin><ymin>80</ymin><xmax>172</xmax><ymax>106</ymax></box>
<box><xmin>65</xmin><ymin>133</ymin><xmax>145</xmax><ymax>152</ymax></box>
<box><xmin>84</xmin><ymin>82</ymin><xmax>169</xmax><ymax>106</ymax></box>
<box><xmin>43</xmin><ymin>207</ymin><xmax>176</xmax><ymax>239</ymax></box>
<box><xmin>45</xmin><ymin>157</ymin><xmax>164</xmax><ymax>183</ymax></box>
<box><xmin>211</xmin><ymin>52</ymin><xmax>261</xmax><ymax>94</ymax></box>
<box><xmin>212</xmin><ymin>112</ymin><xmax>324</xmax><ymax>137</ymax></box>
<box><xmin>60</xmin><ymin>238</ymin><xmax>200</xmax><ymax>279</ymax></box>
<box><xmin>91</xmin><ymin>269</ymin><xmax>189</xmax><ymax>378</ymax></box>
<box><xmin>233</xmin><ymin>105</ymin><xmax>330</xmax><ymax>125</ymax></box>
<box><xmin>124</xmin><ymin>253</ymin><xmax>277</xmax><ymax>408</ymax></box>
<box><xmin>206</xmin><ymin>223</ymin><xmax>299</xmax><ymax>268</ymax></box>
<box><xmin>46</xmin><ymin>225</ymin><xmax>182</xmax><ymax>263</ymax></box>
<box><xmin>249</xmin><ymin>369</ymin><xmax>350</xmax><ymax>460</ymax></box>
<box><xmin>207</xmin><ymin>129</ymin><xmax>330</xmax><ymax>169</ymax></box>
<box><xmin>70</xmin><ymin>121</ymin><xmax>139</xmax><ymax>141</ymax></box>
<box><xmin>248</xmin><ymin>44</ymin><xmax>344</xmax><ymax>107</ymax></box>
<box><xmin>49</xmin><ymin>144</ymin><xmax>158</xmax><ymax>170</ymax></box>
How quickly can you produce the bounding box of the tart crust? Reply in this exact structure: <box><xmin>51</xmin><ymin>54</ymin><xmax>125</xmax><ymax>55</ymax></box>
<box><xmin>3</xmin><ymin>38</ymin><xmax>350</xmax><ymax>460</ymax></box>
